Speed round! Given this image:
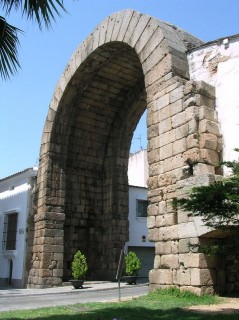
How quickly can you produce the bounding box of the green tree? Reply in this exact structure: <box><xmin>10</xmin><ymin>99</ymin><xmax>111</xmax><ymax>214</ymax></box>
<box><xmin>0</xmin><ymin>0</ymin><xmax>73</xmax><ymax>80</ymax></box>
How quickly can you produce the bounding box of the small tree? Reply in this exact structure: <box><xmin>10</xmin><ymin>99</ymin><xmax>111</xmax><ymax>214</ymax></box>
<box><xmin>125</xmin><ymin>251</ymin><xmax>141</xmax><ymax>276</ymax></box>
<box><xmin>71</xmin><ymin>250</ymin><xmax>88</xmax><ymax>280</ymax></box>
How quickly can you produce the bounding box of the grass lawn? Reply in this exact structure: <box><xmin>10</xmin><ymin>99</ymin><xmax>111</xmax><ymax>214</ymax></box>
<box><xmin>1</xmin><ymin>288</ymin><xmax>239</xmax><ymax>320</ymax></box>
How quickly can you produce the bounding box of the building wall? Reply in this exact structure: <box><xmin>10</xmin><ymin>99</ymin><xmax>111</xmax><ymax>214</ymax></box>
<box><xmin>188</xmin><ymin>35</ymin><xmax>239</xmax><ymax>167</ymax></box>
<box><xmin>126</xmin><ymin>185</ymin><xmax>153</xmax><ymax>249</ymax></box>
<box><xmin>128</xmin><ymin>149</ymin><xmax>148</xmax><ymax>188</ymax></box>
<box><xmin>126</xmin><ymin>150</ymin><xmax>152</xmax><ymax>248</ymax></box>
<box><xmin>0</xmin><ymin>168</ymin><xmax>37</xmax><ymax>288</ymax></box>
<box><xmin>125</xmin><ymin>150</ymin><xmax>154</xmax><ymax>279</ymax></box>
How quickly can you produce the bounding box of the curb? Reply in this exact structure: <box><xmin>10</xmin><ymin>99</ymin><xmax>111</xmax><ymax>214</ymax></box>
<box><xmin>0</xmin><ymin>282</ymin><xmax>149</xmax><ymax>298</ymax></box>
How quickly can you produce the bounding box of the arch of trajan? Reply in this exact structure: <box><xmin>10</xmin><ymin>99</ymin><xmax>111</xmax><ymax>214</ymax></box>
<box><xmin>26</xmin><ymin>10</ymin><xmax>239</xmax><ymax>294</ymax></box>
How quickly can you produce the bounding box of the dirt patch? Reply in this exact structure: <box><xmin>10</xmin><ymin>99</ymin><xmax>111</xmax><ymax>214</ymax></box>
<box><xmin>186</xmin><ymin>297</ymin><xmax>239</xmax><ymax>314</ymax></box>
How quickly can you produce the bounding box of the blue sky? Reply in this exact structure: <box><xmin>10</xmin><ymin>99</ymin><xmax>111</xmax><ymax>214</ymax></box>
<box><xmin>1</xmin><ymin>0</ymin><xmax>239</xmax><ymax>178</ymax></box>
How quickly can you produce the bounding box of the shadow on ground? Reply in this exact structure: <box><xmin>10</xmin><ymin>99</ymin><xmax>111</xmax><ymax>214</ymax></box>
<box><xmin>2</xmin><ymin>305</ymin><xmax>239</xmax><ymax>320</ymax></box>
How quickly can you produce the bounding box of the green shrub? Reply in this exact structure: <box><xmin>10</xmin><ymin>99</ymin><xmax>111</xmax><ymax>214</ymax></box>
<box><xmin>125</xmin><ymin>251</ymin><xmax>141</xmax><ymax>276</ymax></box>
<box><xmin>71</xmin><ymin>250</ymin><xmax>88</xmax><ymax>279</ymax></box>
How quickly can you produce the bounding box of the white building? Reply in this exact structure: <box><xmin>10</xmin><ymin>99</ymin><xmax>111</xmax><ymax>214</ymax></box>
<box><xmin>125</xmin><ymin>149</ymin><xmax>154</xmax><ymax>279</ymax></box>
<box><xmin>0</xmin><ymin>168</ymin><xmax>37</xmax><ymax>288</ymax></box>
<box><xmin>188</xmin><ymin>34</ymin><xmax>239</xmax><ymax>168</ymax></box>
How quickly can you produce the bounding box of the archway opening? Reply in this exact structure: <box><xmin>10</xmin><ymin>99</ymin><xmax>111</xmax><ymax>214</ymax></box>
<box><xmin>60</xmin><ymin>42</ymin><xmax>147</xmax><ymax>280</ymax></box>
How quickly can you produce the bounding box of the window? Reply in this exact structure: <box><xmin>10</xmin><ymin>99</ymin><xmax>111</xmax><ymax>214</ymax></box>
<box><xmin>136</xmin><ymin>200</ymin><xmax>148</xmax><ymax>217</ymax></box>
<box><xmin>2</xmin><ymin>213</ymin><xmax>18</xmax><ymax>250</ymax></box>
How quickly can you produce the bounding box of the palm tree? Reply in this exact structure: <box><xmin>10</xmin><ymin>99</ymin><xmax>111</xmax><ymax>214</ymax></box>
<box><xmin>0</xmin><ymin>0</ymin><xmax>69</xmax><ymax>80</ymax></box>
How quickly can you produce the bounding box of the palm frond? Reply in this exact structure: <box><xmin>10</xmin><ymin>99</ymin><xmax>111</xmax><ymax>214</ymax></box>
<box><xmin>23</xmin><ymin>0</ymin><xmax>67</xmax><ymax>29</ymax></box>
<box><xmin>0</xmin><ymin>1</ymin><xmax>67</xmax><ymax>29</ymax></box>
<box><xmin>0</xmin><ymin>1</ymin><xmax>71</xmax><ymax>81</ymax></box>
<box><xmin>0</xmin><ymin>16</ymin><xmax>22</xmax><ymax>80</ymax></box>
<box><xmin>0</xmin><ymin>1</ymin><xmax>22</xmax><ymax>14</ymax></box>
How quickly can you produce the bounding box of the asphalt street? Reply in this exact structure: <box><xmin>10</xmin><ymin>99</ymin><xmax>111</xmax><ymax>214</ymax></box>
<box><xmin>0</xmin><ymin>282</ymin><xmax>149</xmax><ymax>311</ymax></box>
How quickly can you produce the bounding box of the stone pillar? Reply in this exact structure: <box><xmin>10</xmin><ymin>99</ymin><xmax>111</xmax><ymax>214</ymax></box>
<box><xmin>27</xmin><ymin>153</ymin><xmax>66</xmax><ymax>288</ymax></box>
<box><xmin>27</xmin><ymin>212</ymin><xmax>65</xmax><ymax>288</ymax></box>
<box><xmin>148</xmin><ymin>80</ymin><xmax>222</xmax><ymax>295</ymax></box>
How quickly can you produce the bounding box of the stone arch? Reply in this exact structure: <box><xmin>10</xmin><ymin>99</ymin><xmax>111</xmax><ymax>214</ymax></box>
<box><xmin>27</xmin><ymin>10</ymin><xmax>221</xmax><ymax>292</ymax></box>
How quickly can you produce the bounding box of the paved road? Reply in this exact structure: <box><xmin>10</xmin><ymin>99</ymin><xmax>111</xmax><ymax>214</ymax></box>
<box><xmin>0</xmin><ymin>283</ymin><xmax>148</xmax><ymax>311</ymax></box>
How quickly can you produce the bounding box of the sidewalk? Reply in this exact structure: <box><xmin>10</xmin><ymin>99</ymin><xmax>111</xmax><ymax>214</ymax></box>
<box><xmin>0</xmin><ymin>281</ymin><xmax>148</xmax><ymax>297</ymax></box>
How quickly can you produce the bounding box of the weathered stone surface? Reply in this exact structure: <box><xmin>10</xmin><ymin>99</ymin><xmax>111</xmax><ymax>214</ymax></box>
<box><xmin>147</xmin><ymin>176</ymin><xmax>159</xmax><ymax>189</ymax></box>
<box><xmin>191</xmin><ymin>268</ymin><xmax>216</xmax><ymax>286</ymax></box>
<box><xmin>169</xmin><ymin>86</ymin><xmax>184</xmax><ymax>104</ymax></box>
<box><xmin>200</xmin><ymin>149</ymin><xmax>220</xmax><ymax>165</ymax></box>
<box><xmin>149</xmin><ymin>269</ymin><xmax>173</xmax><ymax>285</ymax></box>
<box><xmin>170</xmin><ymin>99</ymin><xmax>184</xmax><ymax>116</ymax></box>
<box><xmin>148</xmin><ymin>204</ymin><xmax>159</xmax><ymax>216</ymax></box>
<box><xmin>175</xmin><ymin>123</ymin><xmax>189</xmax><ymax>140</ymax></box>
<box><xmin>178</xmin><ymin>269</ymin><xmax>191</xmax><ymax>286</ymax></box>
<box><xmin>173</xmin><ymin>138</ymin><xmax>187</xmax><ymax>155</ymax></box>
<box><xmin>180</xmin><ymin>285</ymin><xmax>202</xmax><ymax>295</ymax></box>
<box><xmin>156</xmin><ymin>94</ymin><xmax>170</xmax><ymax>110</ymax></box>
<box><xmin>148</xmin><ymin>228</ymin><xmax>159</xmax><ymax>242</ymax></box>
<box><xmin>155</xmin><ymin>213</ymin><xmax>177</xmax><ymax>227</ymax></box>
<box><xmin>159</xmin><ymin>130</ymin><xmax>176</xmax><ymax>147</ymax></box>
<box><xmin>145</xmin><ymin>54</ymin><xmax>173</xmax><ymax>87</ymax></box>
<box><xmin>179</xmin><ymin>253</ymin><xmax>216</xmax><ymax>269</ymax></box>
<box><xmin>158</xmin><ymin>200</ymin><xmax>167</xmax><ymax>214</ymax></box>
<box><xmin>129</xmin><ymin>14</ymin><xmax>151</xmax><ymax>48</ymax></box>
<box><xmin>159</xmin><ymin>118</ymin><xmax>172</xmax><ymax>134</ymax></box>
<box><xmin>148</xmin><ymin>148</ymin><xmax>160</xmax><ymax>164</ymax></box>
<box><xmin>187</xmin><ymin>133</ymin><xmax>199</xmax><ymax>149</ymax></box>
<box><xmin>183</xmin><ymin>148</ymin><xmax>201</xmax><ymax>164</ymax></box>
<box><xmin>147</xmin><ymin>215</ymin><xmax>156</xmax><ymax>228</ymax></box>
<box><xmin>163</xmin><ymin>154</ymin><xmax>185</xmax><ymax>172</ymax></box>
<box><xmin>158</xmin><ymin>105</ymin><xmax>170</xmax><ymax>121</ymax></box>
<box><xmin>178</xmin><ymin>222</ymin><xmax>197</xmax><ymax>239</ymax></box>
<box><xmin>199</xmin><ymin>119</ymin><xmax>221</xmax><ymax>136</ymax></box>
<box><xmin>161</xmin><ymin>254</ymin><xmax>179</xmax><ymax>269</ymax></box>
<box><xmin>193</xmin><ymin>163</ymin><xmax>215</xmax><ymax>175</ymax></box>
<box><xmin>199</xmin><ymin>105</ymin><xmax>217</xmax><ymax>121</ymax></box>
<box><xmin>184</xmin><ymin>80</ymin><xmax>215</xmax><ymax>99</ymax></box>
<box><xmin>159</xmin><ymin>225</ymin><xmax>178</xmax><ymax>241</ymax></box>
<box><xmin>154</xmin><ymin>255</ymin><xmax>161</xmax><ymax>269</ymax></box>
<box><xmin>172</xmin><ymin>111</ymin><xmax>187</xmax><ymax>128</ymax></box>
<box><xmin>155</xmin><ymin>240</ymin><xmax>179</xmax><ymax>255</ymax></box>
<box><xmin>178</xmin><ymin>238</ymin><xmax>190</xmax><ymax>253</ymax></box>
